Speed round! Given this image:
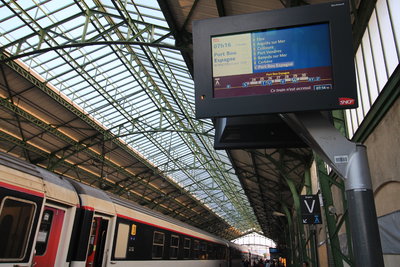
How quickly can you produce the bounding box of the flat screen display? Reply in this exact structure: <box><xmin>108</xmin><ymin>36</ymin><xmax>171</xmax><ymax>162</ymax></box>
<box><xmin>193</xmin><ymin>1</ymin><xmax>357</xmax><ymax>118</ymax></box>
<box><xmin>212</xmin><ymin>23</ymin><xmax>333</xmax><ymax>98</ymax></box>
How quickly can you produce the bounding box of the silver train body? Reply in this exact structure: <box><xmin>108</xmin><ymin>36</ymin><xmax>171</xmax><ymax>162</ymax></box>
<box><xmin>0</xmin><ymin>152</ymin><xmax>250</xmax><ymax>267</ymax></box>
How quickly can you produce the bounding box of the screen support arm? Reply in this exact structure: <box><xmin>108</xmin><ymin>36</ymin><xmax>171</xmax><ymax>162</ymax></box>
<box><xmin>281</xmin><ymin>111</ymin><xmax>384</xmax><ymax>267</ymax></box>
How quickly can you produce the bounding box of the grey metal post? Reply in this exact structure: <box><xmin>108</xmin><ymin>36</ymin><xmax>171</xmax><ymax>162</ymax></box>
<box><xmin>345</xmin><ymin>145</ymin><xmax>383</xmax><ymax>266</ymax></box>
<box><xmin>281</xmin><ymin>111</ymin><xmax>384</xmax><ymax>267</ymax></box>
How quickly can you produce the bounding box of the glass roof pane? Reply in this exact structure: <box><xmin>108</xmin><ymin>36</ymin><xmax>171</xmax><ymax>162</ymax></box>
<box><xmin>0</xmin><ymin>0</ymin><xmax>259</xmax><ymax>233</ymax></box>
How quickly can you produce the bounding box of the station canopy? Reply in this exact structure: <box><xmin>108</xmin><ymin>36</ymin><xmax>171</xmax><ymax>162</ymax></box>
<box><xmin>0</xmin><ymin>0</ymin><xmax>358</xmax><ymax>242</ymax></box>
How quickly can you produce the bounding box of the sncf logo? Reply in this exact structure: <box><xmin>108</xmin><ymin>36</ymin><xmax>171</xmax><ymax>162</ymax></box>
<box><xmin>339</xmin><ymin>98</ymin><xmax>355</xmax><ymax>106</ymax></box>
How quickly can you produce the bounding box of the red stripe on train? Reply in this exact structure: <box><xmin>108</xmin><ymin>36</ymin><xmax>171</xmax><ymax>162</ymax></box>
<box><xmin>0</xmin><ymin>181</ymin><xmax>44</xmax><ymax>197</ymax></box>
<box><xmin>81</xmin><ymin>206</ymin><xmax>95</xmax><ymax>211</ymax></box>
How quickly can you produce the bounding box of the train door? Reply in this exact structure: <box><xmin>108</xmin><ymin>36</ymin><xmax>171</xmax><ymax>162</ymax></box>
<box><xmin>86</xmin><ymin>216</ymin><xmax>109</xmax><ymax>267</ymax></box>
<box><xmin>32</xmin><ymin>206</ymin><xmax>65</xmax><ymax>267</ymax></box>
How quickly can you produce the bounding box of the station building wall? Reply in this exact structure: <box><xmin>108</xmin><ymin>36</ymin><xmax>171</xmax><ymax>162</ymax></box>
<box><xmin>310</xmin><ymin>0</ymin><xmax>400</xmax><ymax>265</ymax></box>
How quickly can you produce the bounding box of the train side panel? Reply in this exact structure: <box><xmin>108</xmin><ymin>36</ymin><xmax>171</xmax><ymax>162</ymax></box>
<box><xmin>0</xmin><ymin>152</ymin><xmax>79</xmax><ymax>267</ymax></box>
<box><xmin>109</xmin><ymin>260</ymin><xmax>228</xmax><ymax>267</ymax></box>
<box><xmin>0</xmin><ymin>181</ymin><xmax>44</xmax><ymax>267</ymax></box>
<box><xmin>107</xmin><ymin>198</ymin><xmax>229</xmax><ymax>266</ymax></box>
<box><xmin>108</xmin><ymin>215</ymin><xmax>228</xmax><ymax>266</ymax></box>
<box><xmin>67</xmin><ymin>179</ymin><xmax>117</xmax><ymax>267</ymax></box>
<box><xmin>0</xmin><ymin>155</ymin><xmax>45</xmax><ymax>267</ymax></box>
<box><xmin>68</xmin><ymin>207</ymin><xmax>94</xmax><ymax>267</ymax></box>
<box><xmin>0</xmin><ymin>152</ymin><xmax>249</xmax><ymax>267</ymax></box>
<box><xmin>34</xmin><ymin>168</ymin><xmax>79</xmax><ymax>267</ymax></box>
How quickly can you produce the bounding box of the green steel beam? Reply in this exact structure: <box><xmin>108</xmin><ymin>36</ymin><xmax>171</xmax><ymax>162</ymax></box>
<box><xmin>2</xmin><ymin>53</ymin><xmax>225</xmax><ymax>223</ymax></box>
<box><xmin>316</xmin><ymin>157</ymin><xmax>346</xmax><ymax>267</ymax></box>
<box><xmin>341</xmin><ymin>178</ymin><xmax>354</xmax><ymax>265</ymax></box>
<box><xmin>0</xmin><ymin>41</ymin><xmax>184</xmax><ymax>62</ymax></box>
<box><xmin>106</xmin><ymin>0</ymin><xmax>257</xmax><ymax>230</ymax></box>
<box><xmin>261</xmin><ymin>149</ymin><xmax>309</xmax><ymax>264</ymax></box>
<box><xmin>0</xmin><ymin>0</ymin><xmax>258</xmax><ymax>233</ymax></box>
<box><xmin>282</xmin><ymin>202</ymin><xmax>295</xmax><ymax>267</ymax></box>
<box><xmin>284</xmin><ymin>176</ymin><xmax>307</xmax><ymax>265</ymax></box>
<box><xmin>0</xmin><ymin>129</ymin><xmax>231</xmax><ymax>236</ymax></box>
<box><xmin>107</xmin><ymin>0</ymin><xmax>257</xmax><ymax>230</ymax></box>
<box><xmin>90</xmin><ymin>4</ymin><xmax>253</xmax><ymax>229</ymax></box>
<box><xmin>0</xmin><ymin>94</ymin><xmax>219</xmax><ymax>225</ymax></box>
<box><xmin>304</xmin><ymin>169</ymin><xmax>318</xmax><ymax>267</ymax></box>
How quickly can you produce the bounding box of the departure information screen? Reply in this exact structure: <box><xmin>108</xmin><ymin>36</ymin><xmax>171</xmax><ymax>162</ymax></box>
<box><xmin>211</xmin><ymin>23</ymin><xmax>333</xmax><ymax>98</ymax></box>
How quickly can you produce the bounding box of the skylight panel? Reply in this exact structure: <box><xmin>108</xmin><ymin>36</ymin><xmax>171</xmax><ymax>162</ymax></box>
<box><xmin>0</xmin><ymin>0</ymin><xmax>259</xmax><ymax>234</ymax></box>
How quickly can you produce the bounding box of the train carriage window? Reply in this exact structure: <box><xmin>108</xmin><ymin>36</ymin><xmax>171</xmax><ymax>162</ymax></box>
<box><xmin>193</xmin><ymin>240</ymin><xmax>200</xmax><ymax>259</ymax></box>
<box><xmin>208</xmin><ymin>243</ymin><xmax>216</xmax><ymax>260</ymax></box>
<box><xmin>183</xmin><ymin>238</ymin><xmax>191</xmax><ymax>259</ymax></box>
<box><xmin>0</xmin><ymin>197</ymin><xmax>36</xmax><ymax>260</ymax></box>
<box><xmin>114</xmin><ymin>223</ymin><xmax>130</xmax><ymax>259</ymax></box>
<box><xmin>218</xmin><ymin>245</ymin><xmax>227</xmax><ymax>260</ymax></box>
<box><xmin>200</xmin><ymin>242</ymin><xmax>207</xmax><ymax>259</ymax></box>
<box><xmin>152</xmin><ymin>231</ymin><xmax>165</xmax><ymax>259</ymax></box>
<box><xmin>170</xmin><ymin>235</ymin><xmax>179</xmax><ymax>259</ymax></box>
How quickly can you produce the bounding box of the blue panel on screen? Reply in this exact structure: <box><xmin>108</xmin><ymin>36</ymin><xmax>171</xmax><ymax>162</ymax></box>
<box><xmin>252</xmin><ymin>24</ymin><xmax>332</xmax><ymax>72</ymax></box>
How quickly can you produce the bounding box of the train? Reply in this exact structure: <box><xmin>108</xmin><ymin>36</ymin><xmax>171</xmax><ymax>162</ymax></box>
<box><xmin>0</xmin><ymin>151</ymin><xmax>251</xmax><ymax>267</ymax></box>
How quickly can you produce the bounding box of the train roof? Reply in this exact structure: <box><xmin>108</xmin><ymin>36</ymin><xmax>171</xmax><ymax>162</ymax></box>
<box><xmin>0</xmin><ymin>151</ymin><xmax>42</xmax><ymax>178</ymax></box>
<box><xmin>0</xmin><ymin>151</ymin><xmax>78</xmax><ymax>205</ymax></box>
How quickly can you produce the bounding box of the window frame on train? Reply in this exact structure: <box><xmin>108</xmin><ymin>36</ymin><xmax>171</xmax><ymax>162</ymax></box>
<box><xmin>152</xmin><ymin>231</ymin><xmax>165</xmax><ymax>259</ymax></box>
<box><xmin>193</xmin><ymin>239</ymin><xmax>200</xmax><ymax>259</ymax></box>
<box><xmin>170</xmin><ymin>234</ymin><xmax>180</xmax><ymax>259</ymax></box>
<box><xmin>183</xmin><ymin>237</ymin><xmax>191</xmax><ymax>259</ymax></box>
<box><xmin>0</xmin><ymin>196</ymin><xmax>37</xmax><ymax>261</ymax></box>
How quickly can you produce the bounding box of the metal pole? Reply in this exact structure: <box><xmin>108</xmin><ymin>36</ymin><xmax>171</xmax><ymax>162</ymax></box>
<box><xmin>281</xmin><ymin>112</ymin><xmax>384</xmax><ymax>267</ymax></box>
<box><xmin>344</xmin><ymin>144</ymin><xmax>384</xmax><ymax>267</ymax></box>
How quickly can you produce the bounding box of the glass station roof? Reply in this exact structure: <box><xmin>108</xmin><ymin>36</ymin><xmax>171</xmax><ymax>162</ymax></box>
<box><xmin>0</xmin><ymin>0</ymin><xmax>259</xmax><ymax>233</ymax></box>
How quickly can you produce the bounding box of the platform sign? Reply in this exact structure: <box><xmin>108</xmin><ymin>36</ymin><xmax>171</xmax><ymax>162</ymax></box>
<box><xmin>193</xmin><ymin>1</ymin><xmax>357</xmax><ymax>119</ymax></box>
<box><xmin>300</xmin><ymin>195</ymin><xmax>322</xmax><ymax>224</ymax></box>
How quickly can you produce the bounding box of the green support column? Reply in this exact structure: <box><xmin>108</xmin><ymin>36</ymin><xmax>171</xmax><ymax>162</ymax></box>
<box><xmin>284</xmin><ymin>177</ymin><xmax>308</xmax><ymax>266</ymax></box>
<box><xmin>316</xmin><ymin>157</ymin><xmax>345</xmax><ymax>267</ymax></box>
<box><xmin>282</xmin><ymin>203</ymin><xmax>296</xmax><ymax>267</ymax></box>
<box><xmin>341</xmin><ymin>181</ymin><xmax>354</xmax><ymax>264</ymax></box>
<box><xmin>284</xmin><ymin>224</ymin><xmax>293</xmax><ymax>267</ymax></box>
<box><xmin>304</xmin><ymin>169</ymin><xmax>318</xmax><ymax>267</ymax></box>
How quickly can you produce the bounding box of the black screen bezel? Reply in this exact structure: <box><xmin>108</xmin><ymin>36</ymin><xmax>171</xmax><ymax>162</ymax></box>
<box><xmin>193</xmin><ymin>1</ymin><xmax>357</xmax><ymax>119</ymax></box>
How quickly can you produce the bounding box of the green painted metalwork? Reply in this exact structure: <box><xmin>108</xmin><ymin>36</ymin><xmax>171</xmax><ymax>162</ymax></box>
<box><xmin>341</xmin><ymin>180</ymin><xmax>354</xmax><ymax>265</ymax></box>
<box><xmin>282</xmin><ymin>203</ymin><xmax>295</xmax><ymax>267</ymax></box>
<box><xmin>0</xmin><ymin>0</ymin><xmax>258</xmax><ymax>234</ymax></box>
<box><xmin>0</xmin><ymin>92</ymin><xmax>221</xmax><ymax>228</ymax></box>
<box><xmin>304</xmin><ymin>169</ymin><xmax>318</xmax><ymax>267</ymax></box>
<box><xmin>260</xmin><ymin>149</ymin><xmax>309</xmax><ymax>264</ymax></box>
<box><xmin>284</xmin><ymin>177</ymin><xmax>308</xmax><ymax>265</ymax></box>
<box><xmin>316</xmin><ymin>157</ymin><xmax>346</xmax><ymax>267</ymax></box>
